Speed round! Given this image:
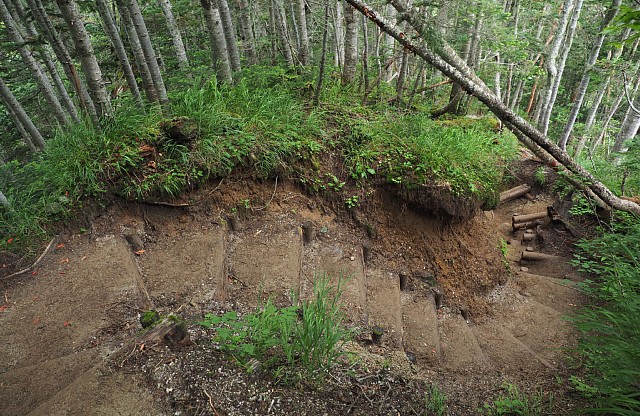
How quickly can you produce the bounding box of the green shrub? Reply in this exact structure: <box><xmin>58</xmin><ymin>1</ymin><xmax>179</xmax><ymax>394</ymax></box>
<box><xmin>481</xmin><ymin>381</ymin><xmax>551</xmax><ymax>415</ymax></box>
<box><xmin>425</xmin><ymin>383</ymin><xmax>447</xmax><ymax>416</ymax></box>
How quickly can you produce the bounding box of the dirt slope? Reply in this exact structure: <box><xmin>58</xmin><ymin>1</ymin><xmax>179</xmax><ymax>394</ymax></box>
<box><xmin>0</xmin><ymin>174</ymin><xmax>586</xmax><ymax>415</ymax></box>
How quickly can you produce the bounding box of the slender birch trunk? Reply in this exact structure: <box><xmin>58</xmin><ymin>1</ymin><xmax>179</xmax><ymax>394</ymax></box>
<box><xmin>8</xmin><ymin>0</ymin><xmax>79</xmax><ymax>122</ymax></box>
<box><xmin>126</xmin><ymin>0</ymin><xmax>169</xmax><ymax>105</ymax></box>
<box><xmin>0</xmin><ymin>0</ymin><xmax>68</xmax><ymax>125</ymax></box>
<box><xmin>612</xmin><ymin>74</ymin><xmax>640</xmax><ymax>153</ymax></box>
<box><xmin>96</xmin><ymin>0</ymin><xmax>143</xmax><ymax>106</ymax></box>
<box><xmin>294</xmin><ymin>0</ymin><xmax>310</xmax><ymax>66</ymax></box>
<box><xmin>0</xmin><ymin>77</ymin><xmax>46</xmax><ymax>150</ymax></box>
<box><xmin>235</xmin><ymin>0</ymin><xmax>257</xmax><ymax>64</ymax></box>
<box><xmin>559</xmin><ymin>0</ymin><xmax>621</xmax><ymax>150</ymax></box>
<box><xmin>314</xmin><ymin>0</ymin><xmax>330</xmax><ymax>106</ymax></box>
<box><xmin>272</xmin><ymin>0</ymin><xmax>294</xmax><ymax>66</ymax></box>
<box><xmin>217</xmin><ymin>0</ymin><xmax>241</xmax><ymax>72</ymax></box>
<box><xmin>156</xmin><ymin>0</ymin><xmax>189</xmax><ymax>69</ymax></box>
<box><xmin>56</xmin><ymin>0</ymin><xmax>113</xmax><ymax>118</ymax></box>
<box><xmin>201</xmin><ymin>0</ymin><xmax>233</xmax><ymax>82</ymax></box>
<box><xmin>342</xmin><ymin>2</ymin><xmax>358</xmax><ymax>84</ymax></box>
<box><xmin>26</xmin><ymin>0</ymin><xmax>96</xmax><ymax>120</ymax></box>
<box><xmin>334</xmin><ymin>0</ymin><xmax>345</xmax><ymax>68</ymax></box>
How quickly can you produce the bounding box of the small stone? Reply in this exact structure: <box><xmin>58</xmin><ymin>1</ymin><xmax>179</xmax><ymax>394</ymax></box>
<box><xmin>406</xmin><ymin>351</ymin><xmax>417</xmax><ymax>364</ymax></box>
<box><xmin>520</xmin><ymin>266</ymin><xmax>529</xmax><ymax>272</ymax></box>
<box><xmin>350</xmin><ymin>256</ymin><xmax>355</xmax><ymax>261</ymax></box>
<box><xmin>526</xmin><ymin>246</ymin><xmax>534</xmax><ymax>252</ymax></box>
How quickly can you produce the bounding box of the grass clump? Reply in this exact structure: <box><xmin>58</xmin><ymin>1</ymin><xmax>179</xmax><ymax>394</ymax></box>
<box><xmin>199</xmin><ymin>274</ymin><xmax>351</xmax><ymax>385</ymax></box>
<box><xmin>341</xmin><ymin>112</ymin><xmax>517</xmax><ymax>207</ymax></box>
<box><xmin>424</xmin><ymin>383</ymin><xmax>447</xmax><ymax>416</ymax></box>
<box><xmin>480</xmin><ymin>381</ymin><xmax>552</xmax><ymax>415</ymax></box>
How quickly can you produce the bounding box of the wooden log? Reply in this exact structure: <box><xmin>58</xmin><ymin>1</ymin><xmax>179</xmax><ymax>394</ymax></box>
<box><xmin>522</xmin><ymin>232</ymin><xmax>537</xmax><ymax>242</ymax></box>
<box><xmin>499</xmin><ymin>184</ymin><xmax>532</xmax><ymax>204</ymax></box>
<box><xmin>513</xmin><ymin>210</ymin><xmax>549</xmax><ymax>224</ymax></box>
<box><xmin>520</xmin><ymin>251</ymin><xmax>563</xmax><ymax>262</ymax></box>
<box><xmin>512</xmin><ymin>220</ymin><xmax>537</xmax><ymax>231</ymax></box>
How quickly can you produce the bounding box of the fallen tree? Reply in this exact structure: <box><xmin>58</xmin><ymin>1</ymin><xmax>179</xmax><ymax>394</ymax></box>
<box><xmin>344</xmin><ymin>0</ymin><xmax>640</xmax><ymax>215</ymax></box>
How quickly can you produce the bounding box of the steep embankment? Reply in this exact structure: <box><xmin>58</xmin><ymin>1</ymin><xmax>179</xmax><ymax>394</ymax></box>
<box><xmin>0</xmin><ymin>167</ymin><xmax>586</xmax><ymax>415</ymax></box>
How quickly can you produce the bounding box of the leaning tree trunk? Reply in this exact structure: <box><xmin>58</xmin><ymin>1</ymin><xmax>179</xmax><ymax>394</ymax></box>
<box><xmin>96</xmin><ymin>0</ymin><xmax>143</xmax><ymax>106</ymax></box>
<box><xmin>235</xmin><ymin>0</ymin><xmax>257</xmax><ymax>64</ymax></box>
<box><xmin>345</xmin><ymin>0</ymin><xmax>640</xmax><ymax>215</ymax></box>
<box><xmin>126</xmin><ymin>0</ymin><xmax>169</xmax><ymax>105</ymax></box>
<box><xmin>8</xmin><ymin>0</ymin><xmax>79</xmax><ymax>122</ymax></box>
<box><xmin>201</xmin><ymin>0</ymin><xmax>233</xmax><ymax>82</ymax></box>
<box><xmin>157</xmin><ymin>0</ymin><xmax>189</xmax><ymax>69</ymax></box>
<box><xmin>342</xmin><ymin>2</ymin><xmax>358</xmax><ymax>84</ymax></box>
<box><xmin>56</xmin><ymin>0</ymin><xmax>113</xmax><ymax>119</ymax></box>
<box><xmin>26</xmin><ymin>0</ymin><xmax>96</xmax><ymax>121</ymax></box>
<box><xmin>314</xmin><ymin>0</ymin><xmax>330</xmax><ymax>106</ymax></box>
<box><xmin>271</xmin><ymin>0</ymin><xmax>294</xmax><ymax>66</ymax></box>
<box><xmin>217</xmin><ymin>0</ymin><xmax>241</xmax><ymax>72</ymax></box>
<box><xmin>0</xmin><ymin>0</ymin><xmax>68</xmax><ymax>125</ymax></box>
<box><xmin>559</xmin><ymin>0</ymin><xmax>621</xmax><ymax>150</ymax></box>
<box><xmin>0</xmin><ymin>77</ymin><xmax>46</xmax><ymax>150</ymax></box>
<box><xmin>294</xmin><ymin>0</ymin><xmax>310</xmax><ymax>66</ymax></box>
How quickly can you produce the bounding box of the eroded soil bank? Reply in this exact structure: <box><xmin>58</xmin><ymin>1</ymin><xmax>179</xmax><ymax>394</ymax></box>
<box><xmin>0</xmin><ymin>165</ymin><xmax>586</xmax><ymax>415</ymax></box>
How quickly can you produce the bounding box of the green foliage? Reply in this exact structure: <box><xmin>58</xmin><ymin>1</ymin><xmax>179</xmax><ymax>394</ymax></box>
<box><xmin>569</xmin><ymin>215</ymin><xmax>640</xmax><ymax>414</ymax></box>
<box><xmin>341</xmin><ymin>113</ymin><xmax>517</xmax><ymax>207</ymax></box>
<box><xmin>499</xmin><ymin>237</ymin><xmax>510</xmax><ymax>273</ymax></box>
<box><xmin>199</xmin><ymin>274</ymin><xmax>351</xmax><ymax>384</ymax></box>
<box><xmin>424</xmin><ymin>383</ymin><xmax>447</xmax><ymax>416</ymax></box>
<box><xmin>480</xmin><ymin>381</ymin><xmax>551</xmax><ymax>415</ymax></box>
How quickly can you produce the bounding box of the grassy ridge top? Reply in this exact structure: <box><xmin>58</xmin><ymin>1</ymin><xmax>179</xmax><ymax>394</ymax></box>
<box><xmin>0</xmin><ymin>67</ymin><xmax>517</xmax><ymax>252</ymax></box>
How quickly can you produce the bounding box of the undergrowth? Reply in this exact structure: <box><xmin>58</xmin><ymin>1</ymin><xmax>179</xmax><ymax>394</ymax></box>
<box><xmin>0</xmin><ymin>66</ymin><xmax>514</xmax><ymax>254</ymax></box>
<box><xmin>199</xmin><ymin>274</ymin><xmax>351</xmax><ymax>385</ymax></box>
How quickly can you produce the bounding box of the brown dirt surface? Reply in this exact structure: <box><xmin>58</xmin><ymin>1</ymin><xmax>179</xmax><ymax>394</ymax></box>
<box><xmin>0</xmin><ymin>161</ymin><xmax>589</xmax><ymax>415</ymax></box>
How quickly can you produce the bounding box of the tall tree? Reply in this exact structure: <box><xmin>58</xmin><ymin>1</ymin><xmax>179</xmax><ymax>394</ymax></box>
<box><xmin>0</xmin><ymin>77</ymin><xmax>46</xmax><ymax>150</ymax></box>
<box><xmin>235</xmin><ymin>0</ymin><xmax>257</xmax><ymax>64</ymax></box>
<box><xmin>201</xmin><ymin>0</ymin><xmax>233</xmax><ymax>82</ymax></box>
<box><xmin>25</xmin><ymin>0</ymin><xmax>96</xmax><ymax>120</ymax></box>
<box><xmin>56</xmin><ymin>0</ymin><xmax>113</xmax><ymax>118</ymax></box>
<box><xmin>157</xmin><ymin>0</ymin><xmax>190</xmax><ymax>69</ymax></box>
<box><xmin>294</xmin><ymin>0</ymin><xmax>310</xmax><ymax>66</ymax></box>
<box><xmin>217</xmin><ymin>0</ymin><xmax>241</xmax><ymax>72</ymax></box>
<box><xmin>126</xmin><ymin>0</ymin><xmax>169</xmax><ymax>104</ymax></box>
<box><xmin>559</xmin><ymin>0</ymin><xmax>621</xmax><ymax>150</ymax></box>
<box><xmin>0</xmin><ymin>0</ymin><xmax>69</xmax><ymax>125</ymax></box>
<box><xmin>342</xmin><ymin>2</ymin><xmax>358</xmax><ymax>84</ymax></box>
<box><xmin>95</xmin><ymin>0</ymin><xmax>143</xmax><ymax>106</ymax></box>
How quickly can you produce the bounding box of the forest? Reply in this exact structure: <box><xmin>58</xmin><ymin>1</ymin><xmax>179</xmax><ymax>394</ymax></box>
<box><xmin>1</xmin><ymin>0</ymin><xmax>639</xmax><ymax>414</ymax></box>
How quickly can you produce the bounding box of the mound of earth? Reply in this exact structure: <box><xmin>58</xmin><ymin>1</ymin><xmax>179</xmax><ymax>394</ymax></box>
<box><xmin>0</xmin><ymin>161</ymin><xmax>588</xmax><ymax>415</ymax></box>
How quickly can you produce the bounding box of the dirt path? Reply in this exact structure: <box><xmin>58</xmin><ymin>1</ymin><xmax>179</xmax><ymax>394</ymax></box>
<box><xmin>0</xmin><ymin>176</ymin><xmax>586</xmax><ymax>415</ymax></box>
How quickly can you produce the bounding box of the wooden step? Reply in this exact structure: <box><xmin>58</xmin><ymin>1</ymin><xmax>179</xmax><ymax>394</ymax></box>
<box><xmin>366</xmin><ymin>269</ymin><xmax>403</xmax><ymax>349</ymax></box>
<box><xmin>514</xmin><ymin>272</ymin><xmax>584</xmax><ymax>314</ymax></box>
<box><xmin>401</xmin><ymin>292</ymin><xmax>441</xmax><ymax>366</ymax></box>
<box><xmin>140</xmin><ymin>225</ymin><xmax>226</xmax><ymax>302</ymax></box>
<box><xmin>439</xmin><ymin>314</ymin><xmax>492</xmax><ymax>372</ymax></box>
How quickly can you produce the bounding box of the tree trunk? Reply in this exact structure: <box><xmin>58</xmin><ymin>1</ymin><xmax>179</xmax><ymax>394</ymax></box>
<box><xmin>272</xmin><ymin>0</ymin><xmax>294</xmax><ymax>66</ymax></box>
<box><xmin>217</xmin><ymin>0</ymin><xmax>241</xmax><ymax>72</ymax></box>
<box><xmin>157</xmin><ymin>0</ymin><xmax>189</xmax><ymax>69</ymax></box>
<box><xmin>115</xmin><ymin>0</ymin><xmax>158</xmax><ymax>103</ymax></box>
<box><xmin>361</xmin><ymin>13</ymin><xmax>370</xmax><ymax>93</ymax></box>
<box><xmin>345</xmin><ymin>0</ymin><xmax>640</xmax><ymax>215</ymax></box>
<box><xmin>293</xmin><ymin>0</ymin><xmax>310</xmax><ymax>66</ymax></box>
<box><xmin>538</xmin><ymin>0</ymin><xmax>576</xmax><ymax>134</ymax></box>
<box><xmin>56</xmin><ymin>0</ymin><xmax>113</xmax><ymax>119</ymax></box>
<box><xmin>235</xmin><ymin>0</ymin><xmax>257</xmax><ymax>64</ymax></box>
<box><xmin>559</xmin><ymin>0</ymin><xmax>621</xmax><ymax>150</ymax></box>
<box><xmin>612</xmin><ymin>75</ymin><xmax>640</xmax><ymax>153</ymax></box>
<box><xmin>126</xmin><ymin>0</ymin><xmax>169</xmax><ymax>104</ymax></box>
<box><xmin>314</xmin><ymin>0</ymin><xmax>330</xmax><ymax>106</ymax></box>
<box><xmin>334</xmin><ymin>0</ymin><xmax>345</xmax><ymax>68</ymax></box>
<box><xmin>8</xmin><ymin>0</ymin><xmax>79</xmax><ymax>122</ymax></box>
<box><xmin>0</xmin><ymin>0</ymin><xmax>68</xmax><ymax>125</ymax></box>
<box><xmin>96</xmin><ymin>0</ymin><xmax>143</xmax><ymax>106</ymax></box>
<box><xmin>0</xmin><ymin>77</ymin><xmax>46</xmax><ymax>150</ymax></box>
<box><xmin>540</xmin><ymin>0</ymin><xmax>583</xmax><ymax>137</ymax></box>
<box><xmin>342</xmin><ymin>2</ymin><xmax>358</xmax><ymax>84</ymax></box>
<box><xmin>26</xmin><ymin>0</ymin><xmax>96</xmax><ymax>120</ymax></box>
<box><xmin>201</xmin><ymin>0</ymin><xmax>233</xmax><ymax>82</ymax></box>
